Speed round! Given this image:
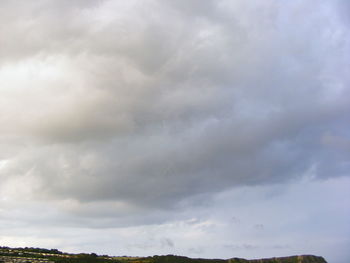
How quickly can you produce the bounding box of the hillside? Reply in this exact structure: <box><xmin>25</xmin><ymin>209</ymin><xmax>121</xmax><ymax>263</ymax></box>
<box><xmin>0</xmin><ymin>247</ymin><xmax>327</xmax><ymax>263</ymax></box>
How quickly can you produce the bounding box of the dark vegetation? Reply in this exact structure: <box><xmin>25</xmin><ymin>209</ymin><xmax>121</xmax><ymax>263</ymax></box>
<box><xmin>0</xmin><ymin>247</ymin><xmax>327</xmax><ymax>263</ymax></box>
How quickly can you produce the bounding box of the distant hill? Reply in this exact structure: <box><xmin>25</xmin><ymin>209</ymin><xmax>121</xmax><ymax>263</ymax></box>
<box><xmin>0</xmin><ymin>247</ymin><xmax>327</xmax><ymax>263</ymax></box>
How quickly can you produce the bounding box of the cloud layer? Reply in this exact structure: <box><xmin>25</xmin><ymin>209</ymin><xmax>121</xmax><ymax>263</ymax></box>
<box><xmin>0</xmin><ymin>1</ymin><xmax>349</xmax><ymax>262</ymax></box>
<box><xmin>1</xmin><ymin>0</ymin><xmax>349</xmax><ymax>210</ymax></box>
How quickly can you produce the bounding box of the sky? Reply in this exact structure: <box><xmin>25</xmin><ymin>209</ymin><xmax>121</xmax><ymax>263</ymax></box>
<box><xmin>0</xmin><ymin>0</ymin><xmax>349</xmax><ymax>263</ymax></box>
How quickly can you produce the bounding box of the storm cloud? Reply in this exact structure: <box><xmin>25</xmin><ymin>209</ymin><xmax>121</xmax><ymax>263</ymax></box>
<box><xmin>0</xmin><ymin>1</ymin><xmax>349</xmax><ymax>263</ymax></box>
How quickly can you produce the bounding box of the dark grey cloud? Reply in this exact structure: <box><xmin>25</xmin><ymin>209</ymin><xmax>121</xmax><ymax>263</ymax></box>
<box><xmin>0</xmin><ymin>178</ymin><xmax>349</xmax><ymax>262</ymax></box>
<box><xmin>0</xmin><ymin>0</ymin><xmax>349</xmax><ymax>216</ymax></box>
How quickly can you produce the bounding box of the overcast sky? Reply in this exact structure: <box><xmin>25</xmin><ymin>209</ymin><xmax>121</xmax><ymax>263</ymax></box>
<box><xmin>0</xmin><ymin>1</ymin><xmax>349</xmax><ymax>263</ymax></box>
